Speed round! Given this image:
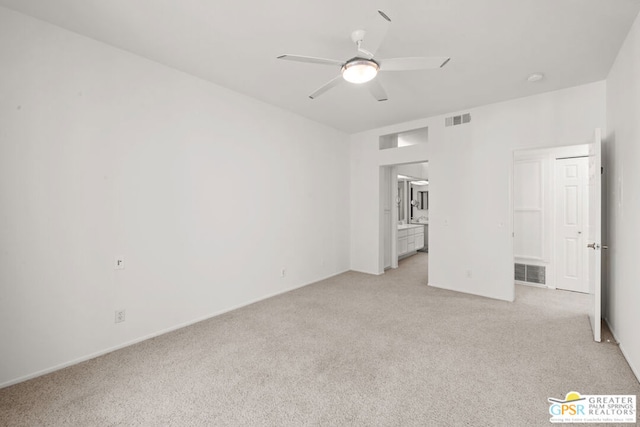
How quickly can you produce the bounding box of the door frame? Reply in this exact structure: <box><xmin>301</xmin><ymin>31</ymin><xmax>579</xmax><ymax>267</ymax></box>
<box><xmin>381</xmin><ymin>165</ymin><xmax>399</xmax><ymax>270</ymax></box>
<box><xmin>380</xmin><ymin>161</ymin><xmax>429</xmax><ymax>270</ymax></box>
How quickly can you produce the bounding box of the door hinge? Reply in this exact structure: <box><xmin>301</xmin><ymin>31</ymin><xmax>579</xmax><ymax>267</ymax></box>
<box><xmin>601</xmin><ymin>166</ymin><xmax>604</xmax><ymax>175</ymax></box>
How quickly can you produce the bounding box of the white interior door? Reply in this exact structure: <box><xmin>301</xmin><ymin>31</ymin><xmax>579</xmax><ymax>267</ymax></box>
<box><xmin>587</xmin><ymin>129</ymin><xmax>602</xmax><ymax>342</ymax></box>
<box><xmin>555</xmin><ymin>157</ymin><xmax>589</xmax><ymax>293</ymax></box>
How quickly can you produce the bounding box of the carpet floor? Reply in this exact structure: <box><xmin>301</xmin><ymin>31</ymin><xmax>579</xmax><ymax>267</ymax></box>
<box><xmin>1</xmin><ymin>253</ymin><xmax>638</xmax><ymax>426</ymax></box>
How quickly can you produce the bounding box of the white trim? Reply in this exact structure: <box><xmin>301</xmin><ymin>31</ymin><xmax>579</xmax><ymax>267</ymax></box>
<box><xmin>514</xmin><ymin>259</ymin><xmax>547</xmax><ymax>265</ymax></box>
<box><xmin>514</xmin><ymin>255</ymin><xmax>545</xmax><ymax>261</ymax></box>
<box><xmin>514</xmin><ymin>280</ymin><xmax>547</xmax><ymax>289</ymax></box>
<box><xmin>350</xmin><ymin>268</ymin><xmax>384</xmax><ymax>276</ymax></box>
<box><xmin>391</xmin><ymin>167</ymin><xmax>399</xmax><ymax>269</ymax></box>
<box><xmin>428</xmin><ymin>282</ymin><xmax>514</xmax><ymax>302</ymax></box>
<box><xmin>0</xmin><ymin>269</ymin><xmax>350</xmax><ymax>389</ymax></box>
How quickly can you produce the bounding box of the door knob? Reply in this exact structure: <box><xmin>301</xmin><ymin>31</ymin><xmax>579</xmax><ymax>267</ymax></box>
<box><xmin>587</xmin><ymin>243</ymin><xmax>596</xmax><ymax>249</ymax></box>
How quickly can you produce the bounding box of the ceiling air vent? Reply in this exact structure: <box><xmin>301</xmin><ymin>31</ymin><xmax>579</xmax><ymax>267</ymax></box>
<box><xmin>445</xmin><ymin>113</ymin><xmax>471</xmax><ymax>127</ymax></box>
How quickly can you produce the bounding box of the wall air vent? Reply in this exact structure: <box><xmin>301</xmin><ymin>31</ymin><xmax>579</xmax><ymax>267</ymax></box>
<box><xmin>514</xmin><ymin>263</ymin><xmax>546</xmax><ymax>285</ymax></box>
<box><xmin>445</xmin><ymin>113</ymin><xmax>471</xmax><ymax>127</ymax></box>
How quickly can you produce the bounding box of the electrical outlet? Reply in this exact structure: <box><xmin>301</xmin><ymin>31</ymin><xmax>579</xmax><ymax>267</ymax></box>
<box><xmin>280</xmin><ymin>268</ymin><xmax>286</xmax><ymax>278</ymax></box>
<box><xmin>115</xmin><ymin>309</ymin><xmax>126</xmax><ymax>323</ymax></box>
<box><xmin>466</xmin><ymin>270</ymin><xmax>472</xmax><ymax>279</ymax></box>
<box><xmin>114</xmin><ymin>256</ymin><xmax>125</xmax><ymax>270</ymax></box>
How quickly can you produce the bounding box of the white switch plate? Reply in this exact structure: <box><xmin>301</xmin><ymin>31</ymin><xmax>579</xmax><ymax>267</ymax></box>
<box><xmin>114</xmin><ymin>256</ymin><xmax>125</xmax><ymax>270</ymax></box>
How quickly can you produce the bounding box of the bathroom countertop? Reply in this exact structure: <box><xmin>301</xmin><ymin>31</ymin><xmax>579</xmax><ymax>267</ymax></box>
<box><xmin>397</xmin><ymin>223</ymin><xmax>425</xmax><ymax>230</ymax></box>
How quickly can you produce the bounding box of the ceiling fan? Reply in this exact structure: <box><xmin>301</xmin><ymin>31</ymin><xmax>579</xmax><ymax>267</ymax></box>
<box><xmin>277</xmin><ymin>10</ymin><xmax>450</xmax><ymax>101</ymax></box>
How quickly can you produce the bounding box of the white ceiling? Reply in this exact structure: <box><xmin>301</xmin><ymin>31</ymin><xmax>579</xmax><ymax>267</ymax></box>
<box><xmin>2</xmin><ymin>0</ymin><xmax>639</xmax><ymax>133</ymax></box>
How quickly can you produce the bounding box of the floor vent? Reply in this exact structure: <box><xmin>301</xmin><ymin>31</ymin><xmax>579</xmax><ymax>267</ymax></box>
<box><xmin>445</xmin><ymin>113</ymin><xmax>471</xmax><ymax>127</ymax></box>
<box><xmin>515</xmin><ymin>263</ymin><xmax>546</xmax><ymax>284</ymax></box>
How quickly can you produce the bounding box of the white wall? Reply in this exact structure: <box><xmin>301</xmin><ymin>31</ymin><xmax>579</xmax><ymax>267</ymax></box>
<box><xmin>350</xmin><ymin>82</ymin><xmax>606</xmax><ymax>300</ymax></box>
<box><xmin>0</xmin><ymin>7</ymin><xmax>350</xmax><ymax>387</ymax></box>
<box><xmin>604</xmin><ymin>11</ymin><xmax>640</xmax><ymax>380</ymax></box>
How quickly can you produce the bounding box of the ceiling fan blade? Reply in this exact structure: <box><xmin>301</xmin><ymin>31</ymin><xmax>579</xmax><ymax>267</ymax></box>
<box><xmin>380</xmin><ymin>57</ymin><xmax>451</xmax><ymax>71</ymax></box>
<box><xmin>309</xmin><ymin>75</ymin><xmax>344</xmax><ymax>99</ymax></box>
<box><xmin>277</xmin><ymin>55</ymin><xmax>344</xmax><ymax>66</ymax></box>
<box><xmin>377</xmin><ymin>9</ymin><xmax>392</xmax><ymax>23</ymax></box>
<box><xmin>369</xmin><ymin>79</ymin><xmax>388</xmax><ymax>102</ymax></box>
<box><xmin>358</xmin><ymin>9</ymin><xmax>392</xmax><ymax>58</ymax></box>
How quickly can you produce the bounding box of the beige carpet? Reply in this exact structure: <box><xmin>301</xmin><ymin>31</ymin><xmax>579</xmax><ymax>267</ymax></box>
<box><xmin>1</xmin><ymin>253</ymin><xmax>638</xmax><ymax>426</ymax></box>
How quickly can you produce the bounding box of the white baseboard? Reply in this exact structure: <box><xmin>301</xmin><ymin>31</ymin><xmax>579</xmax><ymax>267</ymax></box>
<box><xmin>604</xmin><ymin>317</ymin><xmax>640</xmax><ymax>384</ymax></box>
<box><xmin>515</xmin><ymin>280</ymin><xmax>548</xmax><ymax>289</ymax></box>
<box><xmin>0</xmin><ymin>269</ymin><xmax>349</xmax><ymax>389</ymax></box>
<box><xmin>350</xmin><ymin>268</ymin><xmax>383</xmax><ymax>276</ymax></box>
<box><xmin>428</xmin><ymin>282</ymin><xmax>514</xmax><ymax>302</ymax></box>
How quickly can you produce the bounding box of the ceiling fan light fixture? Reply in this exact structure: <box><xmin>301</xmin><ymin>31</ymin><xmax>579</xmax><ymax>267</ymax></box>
<box><xmin>342</xmin><ymin>59</ymin><xmax>379</xmax><ymax>84</ymax></box>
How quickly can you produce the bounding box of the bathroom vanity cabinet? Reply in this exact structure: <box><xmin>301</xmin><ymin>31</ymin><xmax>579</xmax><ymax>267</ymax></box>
<box><xmin>397</xmin><ymin>224</ymin><xmax>425</xmax><ymax>257</ymax></box>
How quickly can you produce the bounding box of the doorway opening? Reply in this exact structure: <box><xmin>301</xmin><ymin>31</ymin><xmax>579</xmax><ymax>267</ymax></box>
<box><xmin>382</xmin><ymin>161</ymin><xmax>429</xmax><ymax>272</ymax></box>
<box><xmin>512</xmin><ymin>144</ymin><xmax>589</xmax><ymax>292</ymax></box>
<box><xmin>378</xmin><ymin>125</ymin><xmax>430</xmax><ymax>286</ymax></box>
<box><xmin>512</xmin><ymin>130</ymin><xmax>603</xmax><ymax>343</ymax></box>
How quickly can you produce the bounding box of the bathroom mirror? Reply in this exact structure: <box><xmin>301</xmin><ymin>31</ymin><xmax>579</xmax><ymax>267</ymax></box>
<box><xmin>397</xmin><ymin>180</ymin><xmax>404</xmax><ymax>221</ymax></box>
<box><xmin>418</xmin><ymin>191</ymin><xmax>428</xmax><ymax>210</ymax></box>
